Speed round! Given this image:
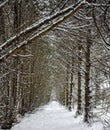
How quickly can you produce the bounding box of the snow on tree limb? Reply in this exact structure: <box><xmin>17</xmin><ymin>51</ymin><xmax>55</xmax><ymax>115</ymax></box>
<box><xmin>0</xmin><ymin>0</ymin><xmax>8</xmax><ymax>8</ymax></box>
<box><xmin>0</xmin><ymin>0</ymin><xmax>86</xmax><ymax>61</ymax></box>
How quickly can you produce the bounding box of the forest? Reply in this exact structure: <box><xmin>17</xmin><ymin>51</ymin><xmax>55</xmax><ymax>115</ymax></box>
<box><xmin>0</xmin><ymin>0</ymin><xmax>110</xmax><ymax>130</ymax></box>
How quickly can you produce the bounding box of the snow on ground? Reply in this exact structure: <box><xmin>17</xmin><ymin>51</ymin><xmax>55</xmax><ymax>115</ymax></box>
<box><xmin>11</xmin><ymin>101</ymin><xmax>103</xmax><ymax>130</ymax></box>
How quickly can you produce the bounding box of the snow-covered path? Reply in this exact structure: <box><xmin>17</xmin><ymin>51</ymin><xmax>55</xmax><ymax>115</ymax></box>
<box><xmin>11</xmin><ymin>101</ymin><xmax>103</xmax><ymax>130</ymax></box>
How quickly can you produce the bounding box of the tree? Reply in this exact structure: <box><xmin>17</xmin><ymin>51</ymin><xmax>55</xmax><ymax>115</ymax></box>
<box><xmin>84</xmin><ymin>31</ymin><xmax>92</xmax><ymax>122</ymax></box>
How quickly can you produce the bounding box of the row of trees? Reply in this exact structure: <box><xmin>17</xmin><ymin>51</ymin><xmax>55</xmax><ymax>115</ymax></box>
<box><xmin>53</xmin><ymin>26</ymin><xmax>110</xmax><ymax>122</ymax></box>
<box><xmin>0</xmin><ymin>0</ymin><xmax>110</xmax><ymax>129</ymax></box>
<box><xmin>46</xmin><ymin>0</ymin><xmax>110</xmax><ymax>124</ymax></box>
<box><xmin>0</xmin><ymin>0</ymin><xmax>54</xmax><ymax>129</ymax></box>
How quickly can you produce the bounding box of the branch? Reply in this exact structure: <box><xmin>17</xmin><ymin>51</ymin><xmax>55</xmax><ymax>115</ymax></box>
<box><xmin>92</xmin><ymin>8</ymin><xmax>110</xmax><ymax>50</ymax></box>
<box><xmin>0</xmin><ymin>0</ymin><xmax>86</xmax><ymax>61</ymax></box>
<box><xmin>0</xmin><ymin>0</ymin><xmax>8</xmax><ymax>9</ymax></box>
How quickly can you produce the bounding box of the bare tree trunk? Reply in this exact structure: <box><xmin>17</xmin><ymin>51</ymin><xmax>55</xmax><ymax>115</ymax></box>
<box><xmin>0</xmin><ymin>7</ymin><xmax>5</xmax><ymax>42</ymax></box>
<box><xmin>68</xmin><ymin>57</ymin><xmax>74</xmax><ymax>111</ymax></box>
<box><xmin>76</xmin><ymin>45</ymin><xmax>82</xmax><ymax>115</ymax></box>
<box><xmin>65</xmin><ymin>64</ymin><xmax>69</xmax><ymax>107</ymax></box>
<box><xmin>84</xmin><ymin>33</ymin><xmax>91</xmax><ymax>123</ymax></box>
<box><xmin>64</xmin><ymin>86</ymin><xmax>69</xmax><ymax>107</ymax></box>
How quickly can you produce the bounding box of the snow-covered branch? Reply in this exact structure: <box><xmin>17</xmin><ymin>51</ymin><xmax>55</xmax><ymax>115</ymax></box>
<box><xmin>0</xmin><ymin>0</ymin><xmax>86</xmax><ymax>61</ymax></box>
<box><xmin>0</xmin><ymin>0</ymin><xmax>8</xmax><ymax>8</ymax></box>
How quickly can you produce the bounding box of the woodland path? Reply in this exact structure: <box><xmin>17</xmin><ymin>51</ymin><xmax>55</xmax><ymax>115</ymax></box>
<box><xmin>11</xmin><ymin>101</ymin><xmax>102</xmax><ymax>130</ymax></box>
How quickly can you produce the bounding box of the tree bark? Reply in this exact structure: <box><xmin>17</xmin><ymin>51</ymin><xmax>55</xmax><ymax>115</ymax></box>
<box><xmin>0</xmin><ymin>7</ymin><xmax>5</xmax><ymax>42</ymax></box>
<box><xmin>84</xmin><ymin>33</ymin><xmax>91</xmax><ymax>123</ymax></box>
<box><xmin>77</xmin><ymin>45</ymin><xmax>82</xmax><ymax>115</ymax></box>
<box><xmin>65</xmin><ymin>64</ymin><xmax>69</xmax><ymax>107</ymax></box>
<box><xmin>68</xmin><ymin>57</ymin><xmax>74</xmax><ymax>111</ymax></box>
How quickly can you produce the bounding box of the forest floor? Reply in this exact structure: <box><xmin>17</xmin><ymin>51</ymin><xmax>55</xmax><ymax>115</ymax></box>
<box><xmin>11</xmin><ymin>101</ymin><xmax>103</xmax><ymax>130</ymax></box>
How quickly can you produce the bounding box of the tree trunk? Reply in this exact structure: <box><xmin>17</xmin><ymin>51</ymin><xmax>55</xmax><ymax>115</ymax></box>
<box><xmin>84</xmin><ymin>34</ymin><xmax>91</xmax><ymax>123</ymax></box>
<box><xmin>68</xmin><ymin>57</ymin><xmax>74</xmax><ymax>111</ymax></box>
<box><xmin>65</xmin><ymin>63</ymin><xmax>69</xmax><ymax>107</ymax></box>
<box><xmin>76</xmin><ymin>45</ymin><xmax>82</xmax><ymax>115</ymax></box>
<box><xmin>0</xmin><ymin>7</ymin><xmax>5</xmax><ymax>43</ymax></box>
